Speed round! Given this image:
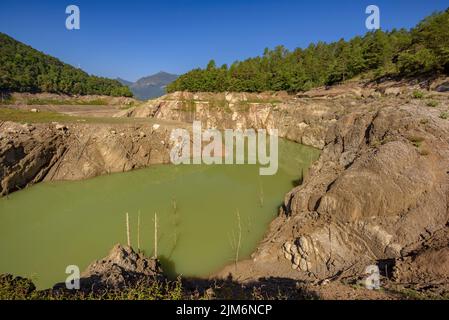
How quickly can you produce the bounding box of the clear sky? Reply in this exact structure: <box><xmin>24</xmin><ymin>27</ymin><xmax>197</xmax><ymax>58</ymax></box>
<box><xmin>0</xmin><ymin>0</ymin><xmax>447</xmax><ymax>81</ymax></box>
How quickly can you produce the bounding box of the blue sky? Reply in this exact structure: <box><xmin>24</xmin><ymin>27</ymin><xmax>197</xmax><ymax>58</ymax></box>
<box><xmin>0</xmin><ymin>0</ymin><xmax>447</xmax><ymax>81</ymax></box>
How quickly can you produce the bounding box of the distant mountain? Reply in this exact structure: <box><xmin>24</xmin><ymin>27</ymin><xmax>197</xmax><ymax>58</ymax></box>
<box><xmin>118</xmin><ymin>72</ymin><xmax>178</xmax><ymax>100</ymax></box>
<box><xmin>116</xmin><ymin>78</ymin><xmax>133</xmax><ymax>87</ymax></box>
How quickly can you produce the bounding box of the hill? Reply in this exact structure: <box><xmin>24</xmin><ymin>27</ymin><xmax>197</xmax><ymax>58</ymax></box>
<box><xmin>116</xmin><ymin>78</ymin><xmax>133</xmax><ymax>87</ymax></box>
<box><xmin>118</xmin><ymin>72</ymin><xmax>178</xmax><ymax>100</ymax></box>
<box><xmin>0</xmin><ymin>33</ymin><xmax>133</xmax><ymax>97</ymax></box>
<box><xmin>167</xmin><ymin>9</ymin><xmax>449</xmax><ymax>93</ymax></box>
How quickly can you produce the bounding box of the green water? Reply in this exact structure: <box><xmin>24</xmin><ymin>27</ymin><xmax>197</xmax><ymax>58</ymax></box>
<box><xmin>0</xmin><ymin>140</ymin><xmax>319</xmax><ymax>289</ymax></box>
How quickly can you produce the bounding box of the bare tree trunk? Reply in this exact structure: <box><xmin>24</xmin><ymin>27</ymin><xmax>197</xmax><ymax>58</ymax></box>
<box><xmin>154</xmin><ymin>212</ymin><xmax>158</xmax><ymax>259</ymax></box>
<box><xmin>126</xmin><ymin>212</ymin><xmax>131</xmax><ymax>247</ymax></box>
<box><xmin>235</xmin><ymin>210</ymin><xmax>242</xmax><ymax>268</ymax></box>
<box><xmin>137</xmin><ymin>211</ymin><xmax>141</xmax><ymax>252</ymax></box>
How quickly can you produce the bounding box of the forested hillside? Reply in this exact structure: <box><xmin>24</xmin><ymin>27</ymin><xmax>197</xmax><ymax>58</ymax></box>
<box><xmin>0</xmin><ymin>33</ymin><xmax>133</xmax><ymax>97</ymax></box>
<box><xmin>168</xmin><ymin>9</ymin><xmax>449</xmax><ymax>93</ymax></box>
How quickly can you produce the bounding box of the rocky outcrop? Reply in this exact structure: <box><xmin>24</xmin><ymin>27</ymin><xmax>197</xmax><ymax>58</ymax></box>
<box><xmin>74</xmin><ymin>244</ymin><xmax>163</xmax><ymax>291</ymax></box>
<box><xmin>0</xmin><ymin>121</ymin><xmax>173</xmax><ymax>195</ymax></box>
<box><xmin>0</xmin><ymin>122</ymin><xmax>66</xmax><ymax>195</ymax></box>
<box><xmin>249</xmin><ymin>103</ymin><xmax>449</xmax><ymax>281</ymax></box>
<box><xmin>44</xmin><ymin>123</ymin><xmax>172</xmax><ymax>182</ymax></box>
<box><xmin>116</xmin><ymin>91</ymin><xmax>348</xmax><ymax>150</ymax></box>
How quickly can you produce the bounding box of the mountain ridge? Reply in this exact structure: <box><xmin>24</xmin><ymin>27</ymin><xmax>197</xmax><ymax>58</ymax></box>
<box><xmin>117</xmin><ymin>72</ymin><xmax>178</xmax><ymax>100</ymax></box>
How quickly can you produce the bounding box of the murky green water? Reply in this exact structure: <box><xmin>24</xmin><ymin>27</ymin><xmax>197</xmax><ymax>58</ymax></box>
<box><xmin>0</xmin><ymin>140</ymin><xmax>319</xmax><ymax>289</ymax></box>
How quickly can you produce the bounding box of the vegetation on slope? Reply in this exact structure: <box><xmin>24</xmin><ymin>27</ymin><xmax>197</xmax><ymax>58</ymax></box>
<box><xmin>0</xmin><ymin>274</ymin><xmax>321</xmax><ymax>300</ymax></box>
<box><xmin>0</xmin><ymin>33</ymin><xmax>133</xmax><ymax>97</ymax></box>
<box><xmin>167</xmin><ymin>9</ymin><xmax>449</xmax><ymax>93</ymax></box>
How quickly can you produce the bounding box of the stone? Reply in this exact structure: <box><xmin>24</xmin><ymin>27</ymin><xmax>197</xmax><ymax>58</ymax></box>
<box><xmin>293</xmin><ymin>255</ymin><xmax>301</xmax><ymax>266</ymax></box>
<box><xmin>299</xmin><ymin>258</ymin><xmax>308</xmax><ymax>271</ymax></box>
<box><xmin>55</xmin><ymin>124</ymin><xmax>67</xmax><ymax>131</ymax></box>
<box><xmin>436</xmin><ymin>82</ymin><xmax>449</xmax><ymax>92</ymax></box>
<box><xmin>298</xmin><ymin>236</ymin><xmax>310</xmax><ymax>253</ymax></box>
<box><xmin>283</xmin><ymin>242</ymin><xmax>292</xmax><ymax>253</ymax></box>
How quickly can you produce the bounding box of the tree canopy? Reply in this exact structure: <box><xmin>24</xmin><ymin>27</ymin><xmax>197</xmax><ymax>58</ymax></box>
<box><xmin>0</xmin><ymin>33</ymin><xmax>133</xmax><ymax>97</ymax></box>
<box><xmin>167</xmin><ymin>9</ymin><xmax>449</xmax><ymax>93</ymax></box>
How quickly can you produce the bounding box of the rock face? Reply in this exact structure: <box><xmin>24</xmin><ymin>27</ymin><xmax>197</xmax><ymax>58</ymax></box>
<box><xmin>117</xmin><ymin>91</ymin><xmax>345</xmax><ymax>150</ymax></box>
<box><xmin>249</xmin><ymin>102</ymin><xmax>449</xmax><ymax>281</ymax></box>
<box><xmin>73</xmin><ymin>244</ymin><xmax>162</xmax><ymax>291</ymax></box>
<box><xmin>0</xmin><ymin>121</ymin><xmax>173</xmax><ymax>195</ymax></box>
<box><xmin>0</xmin><ymin>122</ymin><xmax>66</xmax><ymax>195</ymax></box>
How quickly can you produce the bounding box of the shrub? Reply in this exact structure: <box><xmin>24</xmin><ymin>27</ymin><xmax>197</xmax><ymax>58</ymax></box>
<box><xmin>408</xmin><ymin>135</ymin><xmax>425</xmax><ymax>147</ymax></box>
<box><xmin>426</xmin><ymin>100</ymin><xmax>439</xmax><ymax>107</ymax></box>
<box><xmin>412</xmin><ymin>90</ymin><xmax>424</xmax><ymax>99</ymax></box>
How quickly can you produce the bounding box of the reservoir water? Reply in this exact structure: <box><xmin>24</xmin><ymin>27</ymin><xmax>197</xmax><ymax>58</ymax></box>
<box><xmin>0</xmin><ymin>139</ymin><xmax>319</xmax><ymax>289</ymax></box>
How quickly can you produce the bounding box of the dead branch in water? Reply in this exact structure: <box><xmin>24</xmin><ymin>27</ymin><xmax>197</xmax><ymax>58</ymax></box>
<box><xmin>137</xmin><ymin>211</ymin><xmax>141</xmax><ymax>252</ymax></box>
<box><xmin>172</xmin><ymin>198</ymin><xmax>179</xmax><ymax>248</ymax></box>
<box><xmin>126</xmin><ymin>212</ymin><xmax>131</xmax><ymax>247</ymax></box>
<box><xmin>153</xmin><ymin>212</ymin><xmax>158</xmax><ymax>259</ymax></box>
<box><xmin>229</xmin><ymin>210</ymin><xmax>242</xmax><ymax>270</ymax></box>
<box><xmin>236</xmin><ymin>210</ymin><xmax>242</xmax><ymax>267</ymax></box>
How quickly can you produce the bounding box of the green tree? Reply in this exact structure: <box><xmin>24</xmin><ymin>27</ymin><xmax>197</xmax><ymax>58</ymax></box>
<box><xmin>0</xmin><ymin>32</ymin><xmax>133</xmax><ymax>97</ymax></box>
<box><xmin>166</xmin><ymin>9</ymin><xmax>449</xmax><ymax>94</ymax></box>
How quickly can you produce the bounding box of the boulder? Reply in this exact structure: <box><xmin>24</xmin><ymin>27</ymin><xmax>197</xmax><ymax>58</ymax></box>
<box><xmin>436</xmin><ymin>82</ymin><xmax>449</xmax><ymax>92</ymax></box>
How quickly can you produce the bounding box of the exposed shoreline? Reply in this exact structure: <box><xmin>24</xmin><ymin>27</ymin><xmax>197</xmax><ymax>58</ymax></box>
<box><xmin>1</xmin><ymin>78</ymin><xmax>449</xmax><ymax>299</ymax></box>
